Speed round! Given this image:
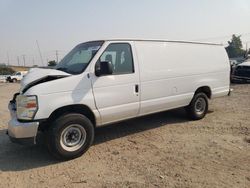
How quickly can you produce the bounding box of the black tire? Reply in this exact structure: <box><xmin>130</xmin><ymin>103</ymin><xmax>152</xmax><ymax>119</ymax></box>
<box><xmin>12</xmin><ymin>79</ymin><xmax>17</xmax><ymax>83</ymax></box>
<box><xmin>186</xmin><ymin>92</ymin><xmax>208</xmax><ymax>120</ymax></box>
<box><xmin>46</xmin><ymin>113</ymin><xmax>94</xmax><ymax>160</ymax></box>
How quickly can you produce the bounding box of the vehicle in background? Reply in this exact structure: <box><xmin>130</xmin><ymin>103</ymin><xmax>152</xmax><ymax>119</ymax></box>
<box><xmin>6</xmin><ymin>71</ymin><xmax>28</xmax><ymax>83</ymax></box>
<box><xmin>231</xmin><ymin>60</ymin><xmax>250</xmax><ymax>83</ymax></box>
<box><xmin>7</xmin><ymin>39</ymin><xmax>231</xmax><ymax>160</ymax></box>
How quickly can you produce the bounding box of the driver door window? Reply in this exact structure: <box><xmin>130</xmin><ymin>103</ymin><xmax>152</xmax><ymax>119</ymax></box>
<box><xmin>99</xmin><ymin>43</ymin><xmax>134</xmax><ymax>74</ymax></box>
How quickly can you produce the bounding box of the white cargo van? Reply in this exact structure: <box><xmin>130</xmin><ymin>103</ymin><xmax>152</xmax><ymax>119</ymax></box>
<box><xmin>7</xmin><ymin>39</ymin><xmax>231</xmax><ymax>159</ymax></box>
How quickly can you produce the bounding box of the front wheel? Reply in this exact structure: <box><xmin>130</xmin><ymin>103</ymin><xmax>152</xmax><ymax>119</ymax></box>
<box><xmin>186</xmin><ymin>92</ymin><xmax>208</xmax><ymax>120</ymax></box>
<box><xmin>12</xmin><ymin>78</ymin><xmax>17</xmax><ymax>83</ymax></box>
<box><xmin>46</xmin><ymin>113</ymin><xmax>94</xmax><ymax>160</ymax></box>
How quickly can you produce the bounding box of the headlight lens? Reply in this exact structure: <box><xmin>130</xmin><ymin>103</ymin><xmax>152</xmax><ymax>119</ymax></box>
<box><xmin>16</xmin><ymin>95</ymin><xmax>38</xmax><ymax>120</ymax></box>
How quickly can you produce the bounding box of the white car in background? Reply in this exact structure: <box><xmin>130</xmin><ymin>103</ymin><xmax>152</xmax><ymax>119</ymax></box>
<box><xmin>6</xmin><ymin>71</ymin><xmax>28</xmax><ymax>83</ymax></box>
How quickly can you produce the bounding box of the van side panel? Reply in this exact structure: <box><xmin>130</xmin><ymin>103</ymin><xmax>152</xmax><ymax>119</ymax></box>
<box><xmin>134</xmin><ymin>41</ymin><xmax>230</xmax><ymax>115</ymax></box>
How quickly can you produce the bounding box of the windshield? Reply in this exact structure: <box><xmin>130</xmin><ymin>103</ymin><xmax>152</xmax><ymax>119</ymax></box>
<box><xmin>12</xmin><ymin>72</ymin><xmax>20</xmax><ymax>76</ymax></box>
<box><xmin>56</xmin><ymin>41</ymin><xmax>104</xmax><ymax>74</ymax></box>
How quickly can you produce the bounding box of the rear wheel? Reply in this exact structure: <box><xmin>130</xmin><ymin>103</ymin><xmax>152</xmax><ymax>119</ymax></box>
<box><xmin>186</xmin><ymin>92</ymin><xmax>208</xmax><ymax>120</ymax></box>
<box><xmin>46</xmin><ymin>113</ymin><xmax>94</xmax><ymax>160</ymax></box>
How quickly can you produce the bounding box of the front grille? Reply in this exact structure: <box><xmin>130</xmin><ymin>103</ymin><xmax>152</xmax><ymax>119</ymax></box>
<box><xmin>234</xmin><ymin>66</ymin><xmax>250</xmax><ymax>77</ymax></box>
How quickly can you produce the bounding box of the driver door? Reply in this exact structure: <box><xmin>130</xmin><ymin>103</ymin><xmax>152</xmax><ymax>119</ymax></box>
<box><xmin>91</xmin><ymin>42</ymin><xmax>140</xmax><ymax>125</ymax></box>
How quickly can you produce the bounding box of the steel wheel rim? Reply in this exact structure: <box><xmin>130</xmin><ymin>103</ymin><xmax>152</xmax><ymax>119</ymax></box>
<box><xmin>60</xmin><ymin>124</ymin><xmax>86</xmax><ymax>152</ymax></box>
<box><xmin>195</xmin><ymin>97</ymin><xmax>206</xmax><ymax>115</ymax></box>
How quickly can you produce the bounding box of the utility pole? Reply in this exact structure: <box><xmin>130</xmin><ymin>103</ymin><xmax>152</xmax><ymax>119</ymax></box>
<box><xmin>56</xmin><ymin>50</ymin><xmax>59</xmax><ymax>63</ymax></box>
<box><xmin>36</xmin><ymin>40</ymin><xmax>44</xmax><ymax>66</ymax></box>
<box><xmin>7</xmin><ymin>52</ymin><xmax>10</xmax><ymax>66</ymax></box>
<box><xmin>32</xmin><ymin>57</ymin><xmax>35</xmax><ymax>66</ymax></box>
<box><xmin>246</xmin><ymin>42</ymin><xmax>250</xmax><ymax>58</ymax></box>
<box><xmin>17</xmin><ymin>56</ymin><xmax>20</xmax><ymax>66</ymax></box>
<box><xmin>22</xmin><ymin>55</ymin><xmax>26</xmax><ymax>67</ymax></box>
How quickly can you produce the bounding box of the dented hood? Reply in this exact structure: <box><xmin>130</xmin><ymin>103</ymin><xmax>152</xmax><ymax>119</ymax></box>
<box><xmin>20</xmin><ymin>68</ymin><xmax>70</xmax><ymax>92</ymax></box>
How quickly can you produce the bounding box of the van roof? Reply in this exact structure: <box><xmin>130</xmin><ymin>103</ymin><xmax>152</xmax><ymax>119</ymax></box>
<box><xmin>100</xmin><ymin>39</ymin><xmax>222</xmax><ymax>46</ymax></box>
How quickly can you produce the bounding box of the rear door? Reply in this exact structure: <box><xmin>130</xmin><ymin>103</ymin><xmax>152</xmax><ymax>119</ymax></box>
<box><xmin>91</xmin><ymin>42</ymin><xmax>140</xmax><ymax>124</ymax></box>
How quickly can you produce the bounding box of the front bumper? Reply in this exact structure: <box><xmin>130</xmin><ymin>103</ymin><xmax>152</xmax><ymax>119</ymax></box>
<box><xmin>7</xmin><ymin>102</ymin><xmax>39</xmax><ymax>144</ymax></box>
<box><xmin>231</xmin><ymin>75</ymin><xmax>250</xmax><ymax>82</ymax></box>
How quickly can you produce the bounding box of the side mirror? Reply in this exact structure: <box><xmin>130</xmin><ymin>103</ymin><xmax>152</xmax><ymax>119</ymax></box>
<box><xmin>95</xmin><ymin>61</ymin><xmax>113</xmax><ymax>76</ymax></box>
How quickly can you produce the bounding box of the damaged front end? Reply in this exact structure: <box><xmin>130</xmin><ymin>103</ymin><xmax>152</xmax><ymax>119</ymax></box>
<box><xmin>7</xmin><ymin>68</ymin><xmax>71</xmax><ymax>144</ymax></box>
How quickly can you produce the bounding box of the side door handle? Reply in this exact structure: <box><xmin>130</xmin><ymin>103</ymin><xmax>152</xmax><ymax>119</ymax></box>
<box><xmin>135</xmin><ymin>84</ymin><xmax>139</xmax><ymax>93</ymax></box>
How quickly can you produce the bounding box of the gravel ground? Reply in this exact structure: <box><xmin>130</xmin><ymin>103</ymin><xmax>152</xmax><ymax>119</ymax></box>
<box><xmin>0</xmin><ymin>83</ymin><xmax>249</xmax><ymax>188</ymax></box>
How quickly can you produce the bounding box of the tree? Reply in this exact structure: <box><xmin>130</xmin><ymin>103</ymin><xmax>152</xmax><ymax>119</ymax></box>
<box><xmin>0</xmin><ymin>66</ymin><xmax>15</xmax><ymax>75</ymax></box>
<box><xmin>225</xmin><ymin>35</ymin><xmax>246</xmax><ymax>58</ymax></box>
<box><xmin>0</xmin><ymin>63</ymin><xmax>6</xmax><ymax>67</ymax></box>
<box><xmin>48</xmin><ymin>60</ymin><xmax>57</xmax><ymax>67</ymax></box>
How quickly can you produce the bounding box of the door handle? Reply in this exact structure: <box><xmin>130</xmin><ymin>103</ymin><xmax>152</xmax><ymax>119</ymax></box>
<box><xmin>135</xmin><ymin>84</ymin><xmax>139</xmax><ymax>93</ymax></box>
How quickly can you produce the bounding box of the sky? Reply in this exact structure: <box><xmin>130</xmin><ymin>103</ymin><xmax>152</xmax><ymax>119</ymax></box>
<box><xmin>0</xmin><ymin>0</ymin><xmax>250</xmax><ymax>66</ymax></box>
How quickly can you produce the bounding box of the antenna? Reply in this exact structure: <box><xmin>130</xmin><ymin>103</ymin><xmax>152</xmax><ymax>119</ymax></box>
<box><xmin>36</xmin><ymin>40</ymin><xmax>44</xmax><ymax>66</ymax></box>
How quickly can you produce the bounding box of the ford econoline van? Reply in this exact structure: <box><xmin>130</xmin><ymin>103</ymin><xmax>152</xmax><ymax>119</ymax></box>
<box><xmin>7</xmin><ymin>39</ymin><xmax>231</xmax><ymax>159</ymax></box>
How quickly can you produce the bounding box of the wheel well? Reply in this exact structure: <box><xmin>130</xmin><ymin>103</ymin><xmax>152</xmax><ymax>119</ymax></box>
<box><xmin>195</xmin><ymin>86</ymin><xmax>211</xmax><ymax>99</ymax></box>
<box><xmin>40</xmin><ymin>104</ymin><xmax>96</xmax><ymax>131</ymax></box>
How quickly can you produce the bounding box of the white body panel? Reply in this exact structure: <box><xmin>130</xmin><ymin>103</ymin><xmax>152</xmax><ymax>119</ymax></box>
<box><xmin>134</xmin><ymin>41</ymin><xmax>230</xmax><ymax>115</ymax></box>
<box><xmin>20</xmin><ymin>39</ymin><xmax>230</xmax><ymax>127</ymax></box>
